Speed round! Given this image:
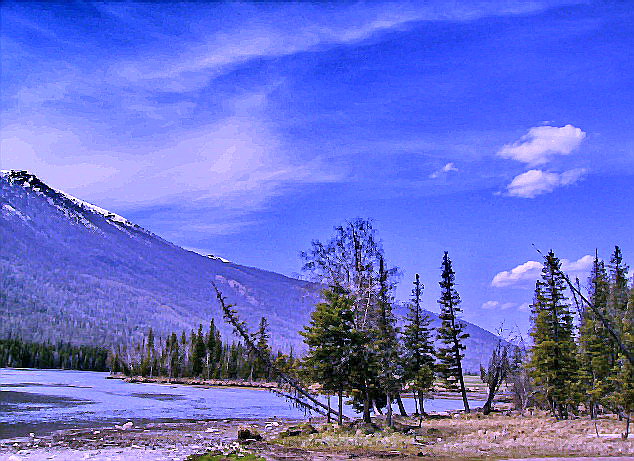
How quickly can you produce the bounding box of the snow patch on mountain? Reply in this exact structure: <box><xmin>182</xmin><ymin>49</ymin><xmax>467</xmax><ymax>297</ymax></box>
<box><xmin>1</xmin><ymin>170</ymin><xmax>146</xmax><ymax>236</ymax></box>
<box><xmin>207</xmin><ymin>254</ymin><xmax>231</xmax><ymax>263</ymax></box>
<box><xmin>1</xmin><ymin>203</ymin><xmax>30</xmax><ymax>222</ymax></box>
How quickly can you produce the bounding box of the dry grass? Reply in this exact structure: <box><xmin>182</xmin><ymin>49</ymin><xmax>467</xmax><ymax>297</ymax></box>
<box><xmin>274</xmin><ymin>413</ymin><xmax>634</xmax><ymax>459</ymax></box>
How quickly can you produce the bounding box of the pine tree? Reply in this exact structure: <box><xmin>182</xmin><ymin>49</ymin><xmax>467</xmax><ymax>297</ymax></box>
<box><xmin>373</xmin><ymin>256</ymin><xmax>402</xmax><ymax>427</ymax></box>
<box><xmin>191</xmin><ymin>324</ymin><xmax>206</xmax><ymax>377</ymax></box>
<box><xmin>205</xmin><ymin>319</ymin><xmax>217</xmax><ymax>379</ymax></box>
<box><xmin>147</xmin><ymin>328</ymin><xmax>155</xmax><ymax>377</ymax></box>
<box><xmin>168</xmin><ymin>332</ymin><xmax>180</xmax><ymax>378</ymax></box>
<box><xmin>402</xmin><ymin>273</ymin><xmax>435</xmax><ymax>419</ymax></box>
<box><xmin>529</xmin><ymin>250</ymin><xmax>579</xmax><ymax>420</ymax></box>
<box><xmin>606</xmin><ymin>252</ymin><xmax>633</xmax><ymax>437</ymax></box>
<box><xmin>608</xmin><ymin>246</ymin><xmax>630</xmax><ymax>335</ymax></box>
<box><xmin>301</xmin><ymin>288</ymin><xmax>365</xmax><ymax>425</ymax></box>
<box><xmin>578</xmin><ymin>253</ymin><xmax>612</xmax><ymax>418</ymax></box>
<box><xmin>301</xmin><ymin>218</ymin><xmax>397</xmax><ymax>423</ymax></box>
<box><xmin>254</xmin><ymin>317</ymin><xmax>271</xmax><ymax>380</ymax></box>
<box><xmin>435</xmin><ymin>251</ymin><xmax>470</xmax><ymax>412</ymax></box>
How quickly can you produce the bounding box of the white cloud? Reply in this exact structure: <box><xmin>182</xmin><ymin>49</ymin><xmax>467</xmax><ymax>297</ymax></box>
<box><xmin>481</xmin><ymin>300</ymin><xmax>516</xmax><ymax>310</ymax></box>
<box><xmin>506</xmin><ymin>168</ymin><xmax>587</xmax><ymax>198</ymax></box>
<box><xmin>562</xmin><ymin>254</ymin><xmax>594</xmax><ymax>273</ymax></box>
<box><xmin>481</xmin><ymin>301</ymin><xmax>500</xmax><ymax>310</ymax></box>
<box><xmin>498</xmin><ymin>124</ymin><xmax>586</xmax><ymax>166</ymax></box>
<box><xmin>429</xmin><ymin>162</ymin><xmax>458</xmax><ymax>179</ymax></box>
<box><xmin>491</xmin><ymin>255</ymin><xmax>594</xmax><ymax>288</ymax></box>
<box><xmin>518</xmin><ymin>302</ymin><xmax>531</xmax><ymax>312</ymax></box>
<box><xmin>491</xmin><ymin>261</ymin><xmax>542</xmax><ymax>288</ymax></box>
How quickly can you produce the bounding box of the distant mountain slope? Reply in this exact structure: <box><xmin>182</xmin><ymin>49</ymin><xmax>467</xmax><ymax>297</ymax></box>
<box><xmin>1</xmin><ymin>170</ymin><xmax>502</xmax><ymax>371</ymax></box>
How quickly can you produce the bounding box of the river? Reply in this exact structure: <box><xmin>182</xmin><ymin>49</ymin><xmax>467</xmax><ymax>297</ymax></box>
<box><xmin>0</xmin><ymin>368</ymin><xmax>484</xmax><ymax>439</ymax></box>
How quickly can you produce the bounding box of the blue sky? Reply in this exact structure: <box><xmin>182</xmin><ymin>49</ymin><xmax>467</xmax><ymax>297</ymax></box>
<box><xmin>1</xmin><ymin>1</ymin><xmax>633</xmax><ymax>336</ymax></box>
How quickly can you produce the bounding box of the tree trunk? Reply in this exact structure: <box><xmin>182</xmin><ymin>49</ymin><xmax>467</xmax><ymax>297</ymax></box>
<box><xmin>327</xmin><ymin>395</ymin><xmax>331</xmax><ymax>423</ymax></box>
<box><xmin>363</xmin><ymin>388</ymin><xmax>372</xmax><ymax>423</ymax></box>
<box><xmin>414</xmin><ymin>391</ymin><xmax>419</xmax><ymax>415</ymax></box>
<box><xmin>482</xmin><ymin>390</ymin><xmax>495</xmax><ymax>415</ymax></box>
<box><xmin>338</xmin><ymin>391</ymin><xmax>344</xmax><ymax>426</ymax></box>
<box><xmin>396</xmin><ymin>393</ymin><xmax>407</xmax><ymax>416</ymax></box>
<box><xmin>372</xmin><ymin>399</ymin><xmax>383</xmax><ymax>415</ymax></box>
<box><xmin>457</xmin><ymin>362</ymin><xmax>470</xmax><ymax>413</ymax></box>
<box><xmin>386</xmin><ymin>392</ymin><xmax>393</xmax><ymax>428</ymax></box>
<box><xmin>215</xmin><ymin>284</ymin><xmax>347</xmax><ymax>422</ymax></box>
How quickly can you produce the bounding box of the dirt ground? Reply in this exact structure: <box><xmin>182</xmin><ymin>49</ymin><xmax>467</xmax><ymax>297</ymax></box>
<box><xmin>1</xmin><ymin>414</ymin><xmax>633</xmax><ymax>461</ymax></box>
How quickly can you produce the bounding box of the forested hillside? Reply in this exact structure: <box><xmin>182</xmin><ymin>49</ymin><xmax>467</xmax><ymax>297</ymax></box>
<box><xmin>1</xmin><ymin>170</ymin><xmax>504</xmax><ymax>371</ymax></box>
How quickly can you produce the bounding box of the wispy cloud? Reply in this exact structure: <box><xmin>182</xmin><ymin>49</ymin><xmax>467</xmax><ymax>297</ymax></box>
<box><xmin>481</xmin><ymin>300</ymin><xmax>516</xmax><ymax>310</ymax></box>
<box><xmin>517</xmin><ymin>302</ymin><xmax>531</xmax><ymax>312</ymax></box>
<box><xmin>1</xmin><ymin>90</ymin><xmax>342</xmax><ymax>212</ymax></box>
<box><xmin>506</xmin><ymin>168</ymin><xmax>586</xmax><ymax>198</ymax></box>
<box><xmin>498</xmin><ymin>124</ymin><xmax>586</xmax><ymax>166</ymax></box>
<box><xmin>491</xmin><ymin>254</ymin><xmax>594</xmax><ymax>288</ymax></box>
<box><xmin>429</xmin><ymin>162</ymin><xmax>458</xmax><ymax>179</ymax></box>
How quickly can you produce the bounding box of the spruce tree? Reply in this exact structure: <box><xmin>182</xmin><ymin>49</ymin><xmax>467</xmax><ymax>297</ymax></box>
<box><xmin>373</xmin><ymin>256</ymin><xmax>402</xmax><ymax>427</ymax></box>
<box><xmin>529</xmin><ymin>250</ymin><xmax>579</xmax><ymax>419</ymax></box>
<box><xmin>402</xmin><ymin>273</ymin><xmax>435</xmax><ymax>419</ymax></box>
<box><xmin>254</xmin><ymin>317</ymin><xmax>271</xmax><ymax>380</ymax></box>
<box><xmin>301</xmin><ymin>218</ymin><xmax>397</xmax><ymax>423</ymax></box>
<box><xmin>608</xmin><ymin>246</ymin><xmax>630</xmax><ymax>334</ymax></box>
<box><xmin>301</xmin><ymin>288</ymin><xmax>365</xmax><ymax>425</ymax></box>
<box><xmin>205</xmin><ymin>319</ymin><xmax>217</xmax><ymax>379</ymax></box>
<box><xmin>606</xmin><ymin>252</ymin><xmax>633</xmax><ymax>437</ymax></box>
<box><xmin>578</xmin><ymin>253</ymin><xmax>612</xmax><ymax>418</ymax></box>
<box><xmin>436</xmin><ymin>251</ymin><xmax>470</xmax><ymax>412</ymax></box>
<box><xmin>191</xmin><ymin>325</ymin><xmax>206</xmax><ymax>376</ymax></box>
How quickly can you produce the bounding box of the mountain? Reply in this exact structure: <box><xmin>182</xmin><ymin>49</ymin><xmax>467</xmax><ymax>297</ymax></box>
<box><xmin>1</xmin><ymin>170</ymin><xmax>503</xmax><ymax>371</ymax></box>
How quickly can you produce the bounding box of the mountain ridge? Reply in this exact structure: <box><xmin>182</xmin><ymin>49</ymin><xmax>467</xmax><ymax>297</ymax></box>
<box><xmin>1</xmin><ymin>170</ymin><xmax>504</xmax><ymax>372</ymax></box>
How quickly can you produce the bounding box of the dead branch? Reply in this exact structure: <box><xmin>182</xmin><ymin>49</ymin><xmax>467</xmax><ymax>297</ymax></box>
<box><xmin>212</xmin><ymin>282</ymin><xmax>348</xmax><ymax>420</ymax></box>
<box><xmin>533</xmin><ymin>245</ymin><xmax>634</xmax><ymax>366</ymax></box>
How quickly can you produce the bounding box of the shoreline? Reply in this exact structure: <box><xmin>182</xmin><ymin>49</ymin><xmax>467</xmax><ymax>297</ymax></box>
<box><xmin>109</xmin><ymin>374</ymin><xmax>500</xmax><ymax>402</ymax></box>
<box><xmin>108</xmin><ymin>374</ymin><xmax>279</xmax><ymax>390</ymax></box>
<box><xmin>2</xmin><ymin>413</ymin><xmax>632</xmax><ymax>461</ymax></box>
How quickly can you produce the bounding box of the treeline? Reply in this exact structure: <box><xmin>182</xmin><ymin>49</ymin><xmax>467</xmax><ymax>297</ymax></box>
<box><xmin>112</xmin><ymin>318</ymin><xmax>297</xmax><ymax>381</ymax></box>
<box><xmin>527</xmin><ymin>247</ymin><xmax>633</xmax><ymax>423</ymax></box>
<box><xmin>296</xmin><ymin>220</ymin><xmax>633</xmax><ymax>429</ymax></box>
<box><xmin>0</xmin><ymin>337</ymin><xmax>109</xmax><ymax>371</ymax></box>
<box><xmin>120</xmin><ymin>218</ymin><xmax>633</xmax><ymax>433</ymax></box>
<box><xmin>299</xmin><ymin>219</ymin><xmax>480</xmax><ymax>426</ymax></box>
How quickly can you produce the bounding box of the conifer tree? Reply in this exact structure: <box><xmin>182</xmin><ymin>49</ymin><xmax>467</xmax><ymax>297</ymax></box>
<box><xmin>191</xmin><ymin>324</ymin><xmax>206</xmax><ymax>376</ymax></box>
<box><xmin>301</xmin><ymin>288</ymin><xmax>364</xmax><ymax>424</ymax></box>
<box><xmin>373</xmin><ymin>256</ymin><xmax>402</xmax><ymax>427</ymax></box>
<box><xmin>254</xmin><ymin>317</ymin><xmax>271</xmax><ymax>380</ymax></box>
<box><xmin>435</xmin><ymin>251</ymin><xmax>470</xmax><ymax>412</ymax></box>
<box><xmin>402</xmin><ymin>273</ymin><xmax>435</xmax><ymax>419</ymax></box>
<box><xmin>168</xmin><ymin>332</ymin><xmax>180</xmax><ymax>378</ymax></box>
<box><xmin>578</xmin><ymin>253</ymin><xmax>612</xmax><ymax>418</ymax></box>
<box><xmin>608</xmin><ymin>246</ymin><xmax>630</xmax><ymax>333</ymax></box>
<box><xmin>529</xmin><ymin>250</ymin><xmax>579</xmax><ymax>420</ymax></box>
<box><xmin>606</xmin><ymin>253</ymin><xmax>633</xmax><ymax>437</ymax></box>
<box><xmin>301</xmin><ymin>218</ymin><xmax>397</xmax><ymax>422</ymax></box>
<box><xmin>147</xmin><ymin>328</ymin><xmax>155</xmax><ymax>377</ymax></box>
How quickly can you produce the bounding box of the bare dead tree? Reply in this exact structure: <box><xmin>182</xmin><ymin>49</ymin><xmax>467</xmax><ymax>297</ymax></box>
<box><xmin>212</xmin><ymin>283</ymin><xmax>348</xmax><ymax>421</ymax></box>
<box><xmin>480</xmin><ymin>333</ymin><xmax>512</xmax><ymax>415</ymax></box>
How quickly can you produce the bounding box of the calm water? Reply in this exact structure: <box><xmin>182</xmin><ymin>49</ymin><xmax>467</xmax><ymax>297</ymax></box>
<box><xmin>0</xmin><ymin>368</ymin><xmax>483</xmax><ymax>439</ymax></box>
